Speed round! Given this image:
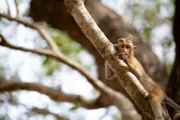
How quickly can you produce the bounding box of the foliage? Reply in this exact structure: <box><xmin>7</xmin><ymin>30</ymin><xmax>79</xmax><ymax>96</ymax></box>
<box><xmin>41</xmin><ymin>28</ymin><xmax>88</xmax><ymax>76</ymax></box>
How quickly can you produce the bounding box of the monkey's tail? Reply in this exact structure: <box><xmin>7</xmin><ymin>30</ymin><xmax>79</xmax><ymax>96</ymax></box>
<box><xmin>165</xmin><ymin>96</ymin><xmax>180</xmax><ymax>111</ymax></box>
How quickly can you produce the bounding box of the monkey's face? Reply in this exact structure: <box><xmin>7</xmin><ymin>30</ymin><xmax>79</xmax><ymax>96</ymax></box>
<box><xmin>118</xmin><ymin>43</ymin><xmax>133</xmax><ymax>58</ymax></box>
<box><xmin>117</xmin><ymin>35</ymin><xmax>134</xmax><ymax>58</ymax></box>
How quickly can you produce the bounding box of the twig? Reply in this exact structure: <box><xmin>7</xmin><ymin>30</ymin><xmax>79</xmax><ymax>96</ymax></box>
<box><xmin>14</xmin><ymin>0</ymin><xmax>21</xmax><ymax>18</ymax></box>
<box><xmin>5</xmin><ymin>0</ymin><xmax>11</xmax><ymax>16</ymax></box>
<box><xmin>21</xmin><ymin>103</ymin><xmax>69</xmax><ymax>120</ymax></box>
<box><xmin>31</xmin><ymin>107</ymin><xmax>69</xmax><ymax>120</ymax></box>
<box><xmin>0</xmin><ymin>98</ymin><xmax>69</xmax><ymax>120</ymax></box>
<box><xmin>0</xmin><ymin>12</ymin><xmax>59</xmax><ymax>53</ymax></box>
<box><xmin>0</xmin><ymin>34</ymin><xmax>55</xmax><ymax>57</ymax></box>
<box><xmin>99</xmin><ymin>108</ymin><xmax>109</xmax><ymax>120</ymax></box>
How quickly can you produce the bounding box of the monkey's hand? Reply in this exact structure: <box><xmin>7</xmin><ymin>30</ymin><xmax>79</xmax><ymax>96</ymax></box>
<box><xmin>117</xmin><ymin>53</ymin><xmax>128</xmax><ymax>63</ymax></box>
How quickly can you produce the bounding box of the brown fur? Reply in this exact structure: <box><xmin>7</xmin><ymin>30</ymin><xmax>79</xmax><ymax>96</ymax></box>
<box><xmin>105</xmin><ymin>35</ymin><xmax>180</xmax><ymax>120</ymax></box>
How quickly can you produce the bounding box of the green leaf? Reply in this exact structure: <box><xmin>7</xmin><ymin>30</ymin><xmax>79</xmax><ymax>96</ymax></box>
<box><xmin>70</xmin><ymin>104</ymin><xmax>79</xmax><ymax>111</ymax></box>
<box><xmin>42</xmin><ymin>57</ymin><xmax>60</xmax><ymax>76</ymax></box>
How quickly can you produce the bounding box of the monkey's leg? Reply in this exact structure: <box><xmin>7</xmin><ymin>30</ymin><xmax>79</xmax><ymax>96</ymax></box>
<box><xmin>161</xmin><ymin>102</ymin><xmax>171</xmax><ymax>120</ymax></box>
<box><xmin>148</xmin><ymin>95</ymin><xmax>164</xmax><ymax>120</ymax></box>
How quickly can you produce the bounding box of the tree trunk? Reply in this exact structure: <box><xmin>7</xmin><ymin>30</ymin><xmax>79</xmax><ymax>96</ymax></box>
<box><xmin>166</xmin><ymin>0</ymin><xmax>180</xmax><ymax>116</ymax></box>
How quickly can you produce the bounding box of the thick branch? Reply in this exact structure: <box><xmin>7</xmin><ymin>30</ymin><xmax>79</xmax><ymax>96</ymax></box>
<box><xmin>0</xmin><ymin>76</ymin><xmax>105</xmax><ymax>109</ymax></box>
<box><xmin>0</xmin><ymin>76</ymin><xmax>141</xmax><ymax>119</ymax></box>
<box><xmin>65</xmin><ymin>0</ymin><xmax>148</xmax><ymax>98</ymax></box>
<box><xmin>64</xmin><ymin>0</ymin><xmax>153</xmax><ymax>118</ymax></box>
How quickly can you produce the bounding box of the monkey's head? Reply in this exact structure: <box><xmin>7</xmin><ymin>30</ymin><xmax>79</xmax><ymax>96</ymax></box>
<box><xmin>117</xmin><ymin>35</ymin><xmax>136</xmax><ymax>58</ymax></box>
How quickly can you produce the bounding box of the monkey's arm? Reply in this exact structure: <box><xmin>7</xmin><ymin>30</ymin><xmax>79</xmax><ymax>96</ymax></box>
<box><xmin>104</xmin><ymin>44</ymin><xmax>118</xmax><ymax>80</ymax></box>
<box><xmin>118</xmin><ymin>53</ymin><xmax>142</xmax><ymax>80</ymax></box>
<box><xmin>105</xmin><ymin>61</ymin><xmax>116</xmax><ymax>80</ymax></box>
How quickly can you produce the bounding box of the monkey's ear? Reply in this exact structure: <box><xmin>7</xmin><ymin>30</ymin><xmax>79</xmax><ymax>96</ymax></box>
<box><xmin>127</xmin><ymin>34</ymin><xmax>133</xmax><ymax>41</ymax></box>
<box><xmin>133</xmin><ymin>46</ymin><xmax>137</xmax><ymax>50</ymax></box>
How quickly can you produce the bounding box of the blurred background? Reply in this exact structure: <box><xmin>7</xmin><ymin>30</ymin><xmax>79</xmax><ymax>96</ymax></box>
<box><xmin>0</xmin><ymin>0</ymin><xmax>179</xmax><ymax>120</ymax></box>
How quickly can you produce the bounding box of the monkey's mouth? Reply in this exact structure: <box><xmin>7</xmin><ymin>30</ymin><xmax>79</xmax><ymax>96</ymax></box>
<box><xmin>124</xmin><ymin>53</ymin><xmax>128</xmax><ymax>56</ymax></box>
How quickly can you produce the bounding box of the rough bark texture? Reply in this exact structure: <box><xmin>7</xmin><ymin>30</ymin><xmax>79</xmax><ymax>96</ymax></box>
<box><xmin>166</xmin><ymin>0</ymin><xmax>180</xmax><ymax>116</ymax></box>
<box><xmin>29</xmin><ymin>0</ymin><xmax>168</xmax><ymax>95</ymax></box>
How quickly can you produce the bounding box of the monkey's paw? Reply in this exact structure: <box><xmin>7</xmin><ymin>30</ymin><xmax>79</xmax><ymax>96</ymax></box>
<box><xmin>117</xmin><ymin>53</ymin><xmax>127</xmax><ymax>61</ymax></box>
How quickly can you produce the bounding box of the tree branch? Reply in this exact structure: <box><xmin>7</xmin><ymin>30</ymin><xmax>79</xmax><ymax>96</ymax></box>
<box><xmin>0</xmin><ymin>75</ymin><xmax>141</xmax><ymax>119</ymax></box>
<box><xmin>0</xmin><ymin>13</ymin><xmax>103</xmax><ymax>91</ymax></box>
<box><xmin>30</xmin><ymin>107</ymin><xmax>69</xmax><ymax>120</ymax></box>
<box><xmin>14</xmin><ymin>0</ymin><xmax>21</xmax><ymax>18</ymax></box>
<box><xmin>0</xmin><ymin>12</ymin><xmax>121</xmax><ymax>100</ymax></box>
<box><xmin>0</xmin><ymin>76</ymin><xmax>106</xmax><ymax>109</ymax></box>
<box><xmin>0</xmin><ymin>12</ymin><xmax>59</xmax><ymax>53</ymax></box>
<box><xmin>5</xmin><ymin>0</ymin><xmax>11</xmax><ymax>16</ymax></box>
<box><xmin>0</xmin><ymin>98</ymin><xmax>69</xmax><ymax>120</ymax></box>
<box><xmin>0</xmin><ymin>34</ymin><xmax>54</xmax><ymax>57</ymax></box>
<box><xmin>0</xmin><ymin>33</ymin><xmax>108</xmax><ymax>92</ymax></box>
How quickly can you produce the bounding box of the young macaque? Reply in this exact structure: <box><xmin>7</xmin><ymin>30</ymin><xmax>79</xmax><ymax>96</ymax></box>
<box><xmin>105</xmin><ymin>36</ymin><xmax>136</xmax><ymax>80</ymax></box>
<box><xmin>105</xmin><ymin>35</ymin><xmax>180</xmax><ymax>120</ymax></box>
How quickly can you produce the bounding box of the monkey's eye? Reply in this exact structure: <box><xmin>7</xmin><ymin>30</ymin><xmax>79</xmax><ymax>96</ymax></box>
<box><xmin>126</xmin><ymin>46</ymin><xmax>130</xmax><ymax>49</ymax></box>
<box><xmin>120</xmin><ymin>45</ymin><xmax>124</xmax><ymax>48</ymax></box>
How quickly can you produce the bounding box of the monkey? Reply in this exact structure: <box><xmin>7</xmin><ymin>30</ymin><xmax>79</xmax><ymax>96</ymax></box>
<box><xmin>105</xmin><ymin>35</ymin><xmax>180</xmax><ymax>120</ymax></box>
<box><xmin>105</xmin><ymin>38</ymin><xmax>137</xmax><ymax>80</ymax></box>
